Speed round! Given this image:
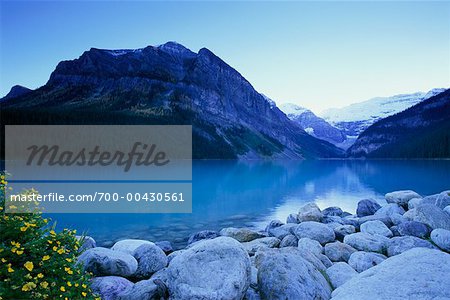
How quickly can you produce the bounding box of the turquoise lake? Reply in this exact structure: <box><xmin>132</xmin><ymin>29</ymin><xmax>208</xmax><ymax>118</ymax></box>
<box><xmin>46</xmin><ymin>160</ymin><xmax>450</xmax><ymax>249</ymax></box>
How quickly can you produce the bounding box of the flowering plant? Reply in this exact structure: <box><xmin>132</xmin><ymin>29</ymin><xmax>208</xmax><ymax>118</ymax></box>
<box><xmin>0</xmin><ymin>173</ymin><xmax>98</xmax><ymax>299</ymax></box>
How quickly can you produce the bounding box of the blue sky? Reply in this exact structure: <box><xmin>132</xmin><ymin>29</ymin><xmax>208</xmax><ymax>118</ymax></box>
<box><xmin>1</xmin><ymin>1</ymin><xmax>449</xmax><ymax>113</ymax></box>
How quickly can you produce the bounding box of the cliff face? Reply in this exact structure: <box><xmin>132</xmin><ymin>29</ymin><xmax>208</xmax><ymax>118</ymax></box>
<box><xmin>1</xmin><ymin>42</ymin><xmax>343</xmax><ymax>159</ymax></box>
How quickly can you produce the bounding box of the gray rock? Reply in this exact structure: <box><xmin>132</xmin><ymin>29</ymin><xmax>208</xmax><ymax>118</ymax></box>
<box><xmin>155</xmin><ymin>241</ymin><xmax>173</xmax><ymax>254</ymax></box>
<box><xmin>297</xmin><ymin>237</ymin><xmax>323</xmax><ymax>257</ymax></box>
<box><xmin>331</xmin><ymin>248</ymin><xmax>450</xmax><ymax>300</ymax></box>
<box><xmin>385</xmin><ymin>190</ymin><xmax>421</xmax><ymax>207</ymax></box>
<box><xmin>293</xmin><ymin>221</ymin><xmax>335</xmax><ymax>245</ymax></box>
<box><xmin>326</xmin><ymin>262</ymin><xmax>358</xmax><ymax>289</ymax></box>
<box><xmin>408</xmin><ymin>197</ymin><xmax>423</xmax><ymax>210</ymax></box>
<box><xmin>297</xmin><ymin>202</ymin><xmax>323</xmax><ymax>222</ymax></box>
<box><xmin>77</xmin><ymin>247</ymin><xmax>138</xmax><ymax>277</ymax></box>
<box><xmin>187</xmin><ymin>230</ymin><xmax>220</xmax><ymax>245</ymax></box>
<box><xmin>389</xmin><ymin>213</ymin><xmax>406</xmax><ymax>226</ymax></box>
<box><xmin>323</xmin><ymin>206</ymin><xmax>344</xmax><ymax>217</ymax></box>
<box><xmin>325</xmin><ymin>222</ymin><xmax>343</xmax><ymax>230</ymax></box>
<box><xmin>111</xmin><ymin>239</ymin><xmax>153</xmax><ymax>255</ymax></box>
<box><xmin>76</xmin><ymin>235</ymin><xmax>96</xmax><ymax>252</ymax></box>
<box><xmin>390</xmin><ymin>226</ymin><xmax>400</xmax><ymax>236</ymax></box>
<box><xmin>374</xmin><ymin>203</ymin><xmax>405</xmax><ymax>218</ymax></box>
<box><xmin>242</xmin><ymin>237</ymin><xmax>280</xmax><ymax>256</ymax></box>
<box><xmin>91</xmin><ymin>276</ymin><xmax>134</xmax><ymax>300</ymax></box>
<box><xmin>265</xmin><ymin>219</ymin><xmax>284</xmax><ymax>232</ymax></box>
<box><xmin>220</xmin><ymin>227</ymin><xmax>264</xmax><ymax>242</ymax></box>
<box><xmin>360</xmin><ymin>220</ymin><xmax>393</xmax><ymax>238</ymax></box>
<box><xmin>343</xmin><ymin>233</ymin><xmax>389</xmax><ymax>253</ymax></box>
<box><xmin>397</xmin><ymin>221</ymin><xmax>430</xmax><ymax>238</ymax></box>
<box><xmin>250</xmin><ymin>266</ymin><xmax>258</xmax><ymax>288</ymax></box>
<box><xmin>356</xmin><ymin>199</ymin><xmax>381</xmax><ymax>217</ymax></box>
<box><xmin>118</xmin><ymin>278</ymin><xmax>166</xmax><ymax>300</ymax></box>
<box><xmin>430</xmin><ymin>228</ymin><xmax>450</xmax><ymax>252</ymax></box>
<box><xmin>167</xmin><ymin>250</ymin><xmax>185</xmax><ymax>264</ymax></box>
<box><xmin>167</xmin><ymin>237</ymin><xmax>251</xmax><ymax>300</ymax></box>
<box><xmin>334</xmin><ymin>225</ymin><xmax>356</xmax><ymax>240</ymax></box>
<box><xmin>257</xmin><ymin>248</ymin><xmax>332</xmax><ymax>300</ymax></box>
<box><xmin>280</xmin><ymin>234</ymin><xmax>298</xmax><ymax>247</ymax></box>
<box><xmin>444</xmin><ymin>205</ymin><xmax>450</xmax><ymax>216</ymax></box>
<box><xmin>348</xmin><ymin>251</ymin><xmax>386</xmax><ymax>272</ymax></box>
<box><xmin>322</xmin><ymin>215</ymin><xmax>344</xmax><ymax>224</ymax></box>
<box><xmin>421</xmin><ymin>191</ymin><xmax>450</xmax><ymax>209</ymax></box>
<box><xmin>150</xmin><ymin>267</ymin><xmax>169</xmax><ymax>285</ymax></box>
<box><xmin>268</xmin><ymin>224</ymin><xmax>297</xmax><ymax>240</ymax></box>
<box><xmin>255</xmin><ymin>247</ymin><xmax>326</xmax><ymax>273</ymax></box>
<box><xmin>358</xmin><ymin>215</ymin><xmax>392</xmax><ymax>227</ymax></box>
<box><xmin>286</xmin><ymin>213</ymin><xmax>299</xmax><ymax>224</ymax></box>
<box><xmin>319</xmin><ymin>254</ymin><xmax>333</xmax><ymax>268</ymax></box>
<box><xmin>387</xmin><ymin>236</ymin><xmax>435</xmax><ymax>257</ymax></box>
<box><xmin>133</xmin><ymin>243</ymin><xmax>168</xmax><ymax>279</ymax></box>
<box><xmin>324</xmin><ymin>241</ymin><xmax>357</xmax><ymax>262</ymax></box>
<box><xmin>406</xmin><ymin>204</ymin><xmax>450</xmax><ymax>230</ymax></box>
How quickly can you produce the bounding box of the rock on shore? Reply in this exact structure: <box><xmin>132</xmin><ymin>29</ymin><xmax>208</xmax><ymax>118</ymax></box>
<box><xmin>80</xmin><ymin>189</ymin><xmax>450</xmax><ymax>300</ymax></box>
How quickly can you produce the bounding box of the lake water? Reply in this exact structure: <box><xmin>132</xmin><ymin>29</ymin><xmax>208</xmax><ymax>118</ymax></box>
<box><xmin>46</xmin><ymin>160</ymin><xmax>450</xmax><ymax>249</ymax></box>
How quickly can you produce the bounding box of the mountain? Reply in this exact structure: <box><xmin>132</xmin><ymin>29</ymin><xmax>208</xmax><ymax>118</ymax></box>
<box><xmin>321</xmin><ymin>88</ymin><xmax>446</xmax><ymax>137</ymax></box>
<box><xmin>0</xmin><ymin>42</ymin><xmax>343</xmax><ymax>159</ymax></box>
<box><xmin>348</xmin><ymin>88</ymin><xmax>450</xmax><ymax>158</ymax></box>
<box><xmin>2</xmin><ymin>85</ymin><xmax>32</xmax><ymax>100</ymax></box>
<box><xmin>279</xmin><ymin>103</ymin><xmax>347</xmax><ymax>145</ymax></box>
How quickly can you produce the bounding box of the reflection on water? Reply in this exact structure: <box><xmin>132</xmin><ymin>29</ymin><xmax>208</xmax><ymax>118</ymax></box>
<box><xmin>45</xmin><ymin>160</ymin><xmax>450</xmax><ymax>249</ymax></box>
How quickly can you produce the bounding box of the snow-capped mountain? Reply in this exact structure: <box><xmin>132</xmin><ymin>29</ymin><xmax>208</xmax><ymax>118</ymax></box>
<box><xmin>280</xmin><ymin>103</ymin><xmax>346</xmax><ymax>145</ymax></box>
<box><xmin>321</xmin><ymin>88</ymin><xmax>446</xmax><ymax>137</ymax></box>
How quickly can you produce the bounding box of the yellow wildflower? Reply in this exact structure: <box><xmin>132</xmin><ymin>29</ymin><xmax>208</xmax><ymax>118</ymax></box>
<box><xmin>60</xmin><ymin>286</ymin><xmax>66</xmax><ymax>292</ymax></box>
<box><xmin>24</xmin><ymin>261</ymin><xmax>34</xmax><ymax>272</ymax></box>
<box><xmin>7</xmin><ymin>266</ymin><xmax>14</xmax><ymax>273</ymax></box>
<box><xmin>50</xmin><ymin>230</ymin><xmax>56</xmax><ymax>235</ymax></box>
<box><xmin>37</xmin><ymin>273</ymin><xmax>44</xmax><ymax>278</ymax></box>
<box><xmin>57</xmin><ymin>248</ymin><xmax>64</xmax><ymax>254</ymax></box>
<box><xmin>67</xmin><ymin>281</ymin><xmax>72</xmax><ymax>287</ymax></box>
<box><xmin>16</xmin><ymin>250</ymin><xmax>24</xmax><ymax>255</ymax></box>
<box><xmin>82</xmin><ymin>292</ymin><xmax>87</xmax><ymax>297</ymax></box>
<box><xmin>42</xmin><ymin>255</ymin><xmax>50</xmax><ymax>261</ymax></box>
<box><xmin>40</xmin><ymin>281</ymin><xmax>49</xmax><ymax>289</ymax></box>
<box><xmin>20</xmin><ymin>226</ymin><xmax>28</xmax><ymax>232</ymax></box>
<box><xmin>82</xmin><ymin>284</ymin><xmax>87</xmax><ymax>289</ymax></box>
<box><xmin>65</xmin><ymin>258</ymin><xmax>72</xmax><ymax>262</ymax></box>
<box><xmin>1</xmin><ymin>258</ymin><xmax>6</xmax><ymax>263</ymax></box>
<box><xmin>48</xmin><ymin>240</ymin><xmax>53</xmax><ymax>244</ymax></box>
<box><xmin>21</xmin><ymin>282</ymin><xmax>36</xmax><ymax>291</ymax></box>
<box><xmin>11</xmin><ymin>248</ymin><xmax>17</xmax><ymax>253</ymax></box>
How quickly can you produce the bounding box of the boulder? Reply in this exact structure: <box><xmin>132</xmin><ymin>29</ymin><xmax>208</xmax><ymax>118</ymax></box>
<box><xmin>255</xmin><ymin>247</ymin><xmax>326</xmax><ymax>273</ymax></box>
<box><xmin>390</xmin><ymin>226</ymin><xmax>400</xmax><ymax>237</ymax></box>
<box><xmin>292</xmin><ymin>221</ymin><xmax>335</xmax><ymax>245</ymax></box>
<box><xmin>360</xmin><ymin>220</ymin><xmax>393</xmax><ymax>238</ymax></box>
<box><xmin>77</xmin><ymin>247</ymin><xmax>138</xmax><ymax>277</ymax></box>
<box><xmin>242</xmin><ymin>237</ymin><xmax>280</xmax><ymax>256</ymax></box>
<box><xmin>167</xmin><ymin>237</ymin><xmax>251</xmax><ymax>300</ymax></box>
<box><xmin>220</xmin><ymin>227</ymin><xmax>264</xmax><ymax>242</ymax></box>
<box><xmin>421</xmin><ymin>191</ymin><xmax>450</xmax><ymax>209</ymax></box>
<box><xmin>326</xmin><ymin>262</ymin><xmax>358</xmax><ymax>289</ymax></box>
<box><xmin>358</xmin><ymin>215</ymin><xmax>392</xmax><ymax>227</ymax></box>
<box><xmin>385</xmin><ymin>190</ymin><xmax>421</xmax><ymax>207</ymax></box>
<box><xmin>257</xmin><ymin>248</ymin><xmax>332</xmax><ymax>299</ymax></box>
<box><xmin>91</xmin><ymin>276</ymin><xmax>134</xmax><ymax>300</ymax></box>
<box><xmin>280</xmin><ymin>234</ymin><xmax>298</xmax><ymax>248</ymax></box>
<box><xmin>348</xmin><ymin>251</ymin><xmax>386</xmax><ymax>272</ymax></box>
<box><xmin>118</xmin><ymin>278</ymin><xmax>166</xmax><ymax>300</ymax></box>
<box><xmin>265</xmin><ymin>219</ymin><xmax>284</xmax><ymax>232</ymax></box>
<box><xmin>405</xmin><ymin>204</ymin><xmax>450</xmax><ymax>230</ymax></box>
<box><xmin>187</xmin><ymin>230</ymin><xmax>220</xmax><ymax>245</ymax></box>
<box><xmin>397</xmin><ymin>221</ymin><xmax>430</xmax><ymax>238</ymax></box>
<box><xmin>111</xmin><ymin>239</ymin><xmax>153</xmax><ymax>255</ymax></box>
<box><xmin>76</xmin><ymin>235</ymin><xmax>96</xmax><ymax>252</ymax></box>
<box><xmin>408</xmin><ymin>198</ymin><xmax>423</xmax><ymax>210</ymax></box>
<box><xmin>430</xmin><ymin>228</ymin><xmax>450</xmax><ymax>252</ymax></box>
<box><xmin>155</xmin><ymin>241</ymin><xmax>173</xmax><ymax>254</ymax></box>
<box><xmin>245</xmin><ymin>287</ymin><xmax>261</xmax><ymax>300</ymax></box>
<box><xmin>343</xmin><ymin>233</ymin><xmax>389</xmax><ymax>253</ymax></box>
<box><xmin>297</xmin><ymin>237</ymin><xmax>323</xmax><ymax>257</ymax></box>
<box><xmin>389</xmin><ymin>213</ymin><xmax>406</xmax><ymax>226</ymax></box>
<box><xmin>322</xmin><ymin>215</ymin><xmax>344</xmax><ymax>225</ymax></box>
<box><xmin>324</xmin><ymin>241</ymin><xmax>357</xmax><ymax>262</ymax></box>
<box><xmin>297</xmin><ymin>202</ymin><xmax>323</xmax><ymax>222</ymax></box>
<box><xmin>133</xmin><ymin>243</ymin><xmax>168</xmax><ymax>279</ymax></box>
<box><xmin>356</xmin><ymin>199</ymin><xmax>381</xmax><ymax>217</ymax></box>
<box><xmin>322</xmin><ymin>206</ymin><xmax>344</xmax><ymax>217</ymax></box>
<box><xmin>444</xmin><ymin>205</ymin><xmax>450</xmax><ymax>216</ymax></box>
<box><xmin>268</xmin><ymin>224</ymin><xmax>297</xmax><ymax>240</ymax></box>
<box><xmin>374</xmin><ymin>203</ymin><xmax>405</xmax><ymax>218</ymax></box>
<box><xmin>318</xmin><ymin>254</ymin><xmax>333</xmax><ymax>268</ymax></box>
<box><xmin>331</xmin><ymin>248</ymin><xmax>450</xmax><ymax>300</ymax></box>
<box><xmin>286</xmin><ymin>213</ymin><xmax>299</xmax><ymax>224</ymax></box>
<box><xmin>167</xmin><ymin>250</ymin><xmax>185</xmax><ymax>264</ymax></box>
<box><xmin>387</xmin><ymin>236</ymin><xmax>435</xmax><ymax>257</ymax></box>
<box><xmin>334</xmin><ymin>225</ymin><xmax>356</xmax><ymax>240</ymax></box>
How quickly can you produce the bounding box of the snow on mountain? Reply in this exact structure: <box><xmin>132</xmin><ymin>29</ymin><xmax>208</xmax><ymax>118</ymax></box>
<box><xmin>320</xmin><ymin>88</ymin><xmax>446</xmax><ymax>136</ymax></box>
<box><xmin>280</xmin><ymin>103</ymin><xmax>347</xmax><ymax>145</ymax></box>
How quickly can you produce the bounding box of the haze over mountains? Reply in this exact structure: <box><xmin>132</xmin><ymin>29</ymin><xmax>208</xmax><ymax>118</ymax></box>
<box><xmin>1</xmin><ymin>42</ymin><xmax>449</xmax><ymax>159</ymax></box>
